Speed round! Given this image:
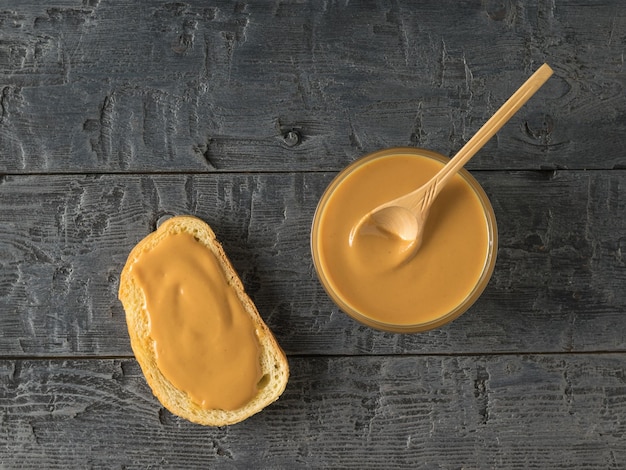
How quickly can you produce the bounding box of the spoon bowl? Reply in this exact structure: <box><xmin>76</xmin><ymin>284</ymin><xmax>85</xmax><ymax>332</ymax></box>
<box><xmin>368</xmin><ymin>205</ymin><xmax>421</xmax><ymax>241</ymax></box>
<box><xmin>350</xmin><ymin>205</ymin><xmax>420</xmax><ymax>243</ymax></box>
<box><xmin>349</xmin><ymin>204</ymin><xmax>422</xmax><ymax>264</ymax></box>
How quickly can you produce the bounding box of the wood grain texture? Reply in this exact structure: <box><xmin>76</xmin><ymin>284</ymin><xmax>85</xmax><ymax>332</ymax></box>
<box><xmin>1</xmin><ymin>1</ymin><xmax>625</xmax><ymax>467</ymax></box>
<box><xmin>0</xmin><ymin>0</ymin><xmax>624</xmax><ymax>172</ymax></box>
<box><xmin>1</xmin><ymin>355</ymin><xmax>625</xmax><ymax>469</ymax></box>
<box><xmin>0</xmin><ymin>171</ymin><xmax>623</xmax><ymax>356</ymax></box>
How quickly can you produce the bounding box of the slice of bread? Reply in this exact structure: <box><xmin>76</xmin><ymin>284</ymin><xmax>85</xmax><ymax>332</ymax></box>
<box><xmin>119</xmin><ymin>215</ymin><xmax>289</xmax><ymax>426</ymax></box>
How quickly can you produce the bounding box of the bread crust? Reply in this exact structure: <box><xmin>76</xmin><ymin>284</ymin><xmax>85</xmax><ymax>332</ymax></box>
<box><xmin>119</xmin><ymin>215</ymin><xmax>289</xmax><ymax>425</ymax></box>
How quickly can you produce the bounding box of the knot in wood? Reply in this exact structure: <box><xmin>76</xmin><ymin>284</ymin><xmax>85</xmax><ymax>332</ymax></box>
<box><xmin>282</xmin><ymin>129</ymin><xmax>301</xmax><ymax>147</ymax></box>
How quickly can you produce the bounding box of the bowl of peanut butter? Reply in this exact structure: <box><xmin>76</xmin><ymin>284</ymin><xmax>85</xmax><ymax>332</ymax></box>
<box><xmin>311</xmin><ymin>147</ymin><xmax>497</xmax><ymax>333</ymax></box>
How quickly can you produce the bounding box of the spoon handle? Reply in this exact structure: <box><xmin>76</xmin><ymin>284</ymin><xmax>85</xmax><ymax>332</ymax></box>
<box><xmin>423</xmin><ymin>63</ymin><xmax>554</xmax><ymax>207</ymax></box>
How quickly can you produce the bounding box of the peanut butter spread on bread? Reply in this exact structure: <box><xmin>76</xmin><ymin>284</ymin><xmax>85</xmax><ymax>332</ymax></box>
<box><xmin>131</xmin><ymin>232</ymin><xmax>263</xmax><ymax>411</ymax></box>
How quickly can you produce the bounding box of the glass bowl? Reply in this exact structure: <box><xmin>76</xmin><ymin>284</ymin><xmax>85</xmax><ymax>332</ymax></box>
<box><xmin>310</xmin><ymin>147</ymin><xmax>498</xmax><ymax>333</ymax></box>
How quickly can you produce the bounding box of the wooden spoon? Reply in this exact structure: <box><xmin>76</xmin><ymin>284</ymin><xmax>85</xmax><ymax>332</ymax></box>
<box><xmin>350</xmin><ymin>63</ymin><xmax>554</xmax><ymax>255</ymax></box>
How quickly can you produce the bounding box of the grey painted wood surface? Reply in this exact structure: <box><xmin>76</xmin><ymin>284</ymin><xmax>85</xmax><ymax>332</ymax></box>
<box><xmin>0</xmin><ymin>0</ymin><xmax>624</xmax><ymax>172</ymax></box>
<box><xmin>1</xmin><ymin>0</ymin><xmax>625</xmax><ymax>468</ymax></box>
<box><xmin>2</xmin><ymin>355</ymin><xmax>626</xmax><ymax>469</ymax></box>
<box><xmin>0</xmin><ymin>171</ymin><xmax>624</xmax><ymax>356</ymax></box>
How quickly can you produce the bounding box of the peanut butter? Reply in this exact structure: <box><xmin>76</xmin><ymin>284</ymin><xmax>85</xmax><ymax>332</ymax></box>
<box><xmin>131</xmin><ymin>232</ymin><xmax>262</xmax><ymax>411</ymax></box>
<box><xmin>312</xmin><ymin>149</ymin><xmax>496</xmax><ymax>330</ymax></box>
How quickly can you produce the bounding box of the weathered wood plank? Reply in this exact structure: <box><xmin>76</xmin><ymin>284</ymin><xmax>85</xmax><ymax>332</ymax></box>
<box><xmin>0</xmin><ymin>171</ymin><xmax>623</xmax><ymax>356</ymax></box>
<box><xmin>0</xmin><ymin>1</ymin><xmax>624</xmax><ymax>172</ymax></box>
<box><xmin>1</xmin><ymin>354</ymin><xmax>625</xmax><ymax>468</ymax></box>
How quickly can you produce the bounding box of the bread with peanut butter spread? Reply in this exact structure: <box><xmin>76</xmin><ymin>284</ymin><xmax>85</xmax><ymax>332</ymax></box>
<box><xmin>119</xmin><ymin>215</ymin><xmax>289</xmax><ymax>426</ymax></box>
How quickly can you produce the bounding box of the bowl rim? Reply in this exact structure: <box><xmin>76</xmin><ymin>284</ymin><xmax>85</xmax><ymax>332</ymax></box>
<box><xmin>310</xmin><ymin>146</ymin><xmax>498</xmax><ymax>333</ymax></box>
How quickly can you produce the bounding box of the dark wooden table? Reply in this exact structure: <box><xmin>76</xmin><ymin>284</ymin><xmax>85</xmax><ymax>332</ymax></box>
<box><xmin>1</xmin><ymin>1</ymin><xmax>625</xmax><ymax>468</ymax></box>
